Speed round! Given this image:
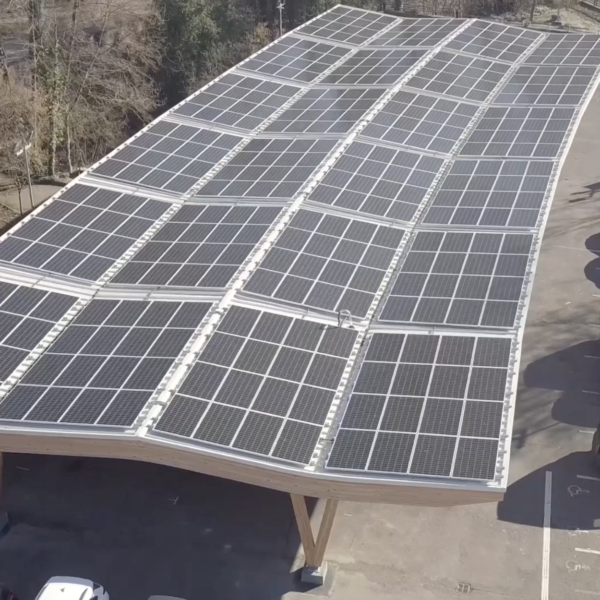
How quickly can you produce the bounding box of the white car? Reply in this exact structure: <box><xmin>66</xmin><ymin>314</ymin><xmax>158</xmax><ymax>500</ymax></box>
<box><xmin>35</xmin><ymin>577</ymin><xmax>109</xmax><ymax>600</ymax></box>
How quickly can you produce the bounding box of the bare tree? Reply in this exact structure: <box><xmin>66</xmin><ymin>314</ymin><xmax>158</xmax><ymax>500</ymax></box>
<box><xmin>0</xmin><ymin>0</ymin><xmax>163</xmax><ymax>180</ymax></box>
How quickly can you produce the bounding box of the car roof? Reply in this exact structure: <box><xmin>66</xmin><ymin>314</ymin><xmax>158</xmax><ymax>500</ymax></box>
<box><xmin>37</xmin><ymin>577</ymin><xmax>95</xmax><ymax>600</ymax></box>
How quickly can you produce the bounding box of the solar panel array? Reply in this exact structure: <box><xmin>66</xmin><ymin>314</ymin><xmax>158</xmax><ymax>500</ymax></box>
<box><xmin>92</xmin><ymin>122</ymin><xmax>245</xmax><ymax>194</ymax></box>
<box><xmin>155</xmin><ymin>306</ymin><xmax>358</xmax><ymax>464</ymax></box>
<box><xmin>0</xmin><ymin>8</ymin><xmax>597</xmax><ymax>491</ymax></box>
<box><xmin>0</xmin><ymin>283</ymin><xmax>77</xmax><ymax>383</ymax></box>
<box><xmin>172</xmin><ymin>74</ymin><xmax>302</xmax><ymax>132</ymax></box>
<box><xmin>379</xmin><ymin>231</ymin><xmax>533</xmax><ymax>328</ymax></box>
<box><xmin>298</xmin><ymin>7</ymin><xmax>397</xmax><ymax>45</ymax></box>
<box><xmin>111</xmin><ymin>205</ymin><xmax>282</xmax><ymax>288</ymax></box>
<box><xmin>328</xmin><ymin>332</ymin><xmax>511</xmax><ymax>479</ymax></box>
<box><xmin>244</xmin><ymin>209</ymin><xmax>406</xmax><ymax>317</ymax></box>
<box><xmin>0</xmin><ymin>184</ymin><xmax>171</xmax><ymax>281</ymax></box>
<box><xmin>0</xmin><ymin>300</ymin><xmax>212</xmax><ymax>427</ymax></box>
<box><xmin>320</xmin><ymin>48</ymin><xmax>428</xmax><ymax>85</ymax></box>
<box><xmin>444</xmin><ymin>20</ymin><xmax>542</xmax><ymax>62</ymax></box>
<box><xmin>323</xmin><ymin>10</ymin><xmax>600</xmax><ymax>484</ymax></box>
<box><xmin>368</xmin><ymin>18</ymin><xmax>467</xmax><ymax>47</ymax></box>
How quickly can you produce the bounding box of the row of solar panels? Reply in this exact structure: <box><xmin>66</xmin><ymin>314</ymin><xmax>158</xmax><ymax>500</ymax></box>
<box><xmin>0</xmin><ymin>7</ymin><xmax>598</xmax><ymax>485</ymax></box>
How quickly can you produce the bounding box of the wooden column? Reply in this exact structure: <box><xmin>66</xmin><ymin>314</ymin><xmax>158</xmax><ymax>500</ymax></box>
<box><xmin>290</xmin><ymin>494</ymin><xmax>339</xmax><ymax>569</ymax></box>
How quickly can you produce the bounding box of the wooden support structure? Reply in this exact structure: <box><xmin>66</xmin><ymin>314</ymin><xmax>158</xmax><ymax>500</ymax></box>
<box><xmin>290</xmin><ymin>494</ymin><xmax>338</xmax><ymax>570</ymax></box>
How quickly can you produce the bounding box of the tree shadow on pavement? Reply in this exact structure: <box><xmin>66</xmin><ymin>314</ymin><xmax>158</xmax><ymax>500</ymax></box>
<box><xmin>498</xmin><ymin>451</ymin><xmax>600</xmax><ymax>531</ymax></box>
<box><xmin>522</xmin><ymin>338</ymin><xmax>600</xmax><ymax>430</ymax></box>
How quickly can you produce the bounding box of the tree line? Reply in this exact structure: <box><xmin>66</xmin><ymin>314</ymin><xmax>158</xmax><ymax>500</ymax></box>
<box><xmin>0</xmin><ymin>0</ymin><xmax>524</xmax><ymax>191</ymax></box>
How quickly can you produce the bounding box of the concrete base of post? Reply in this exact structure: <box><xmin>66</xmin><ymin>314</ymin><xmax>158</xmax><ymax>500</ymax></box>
<box><xmin>300</xmin><ymin>562</ymin><xmax>328</xmax><ymax>586</ymax></box>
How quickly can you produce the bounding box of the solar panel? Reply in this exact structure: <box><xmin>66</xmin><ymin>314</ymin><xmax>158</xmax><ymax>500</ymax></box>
<box><xmin>153</xmin><ymin>305</ymin><xmax>358</xmax><ymax>464</ymax></box>
<box><xmin>421</xmin><ymin>159</ymin><xmax>553</xmax><ymax>228</ymax></box>
<box><xmin>195</xmin><ymin>138</ymin><xmax>338</xmax><ymax>199</ymax></box>
<box><xmin>0</xmin><ymin>282</ymin><xmax>77</xmax><ymax>383</ymax></box>
<box><xmin>309</xmin><ymin>140</ymin><xmax>444</xmax><ymax>222</ymax></box>
<box><xmin>326</xmin><ymin>332</ymin><xmax>512</xmax><ymax>480</ymax></box>
<box><xmin>525</xmin><ymin>34</ymin><xmax>600</xmax><ymax>66</ymax></box>
<box><xmin>240</xmin><ymin>35</ymin><xmax>352</xmax><ymax>83</ymax></box>
<box><xmin>361</xmin><ymin>89</ymin><xmax>479</xmax><ymax>154</ymax></box>
<box><xmin>379</xmin><ymin>230</ymin><xmax>534</xmax><ymax>328</ymax></box>
<box><xmin>368</xmin><ymin>18</ymin><xmax>467</xmax><ymax>47</ymax></box>
<box><xmin>444</xmin><ymin>20</ymin><xmax>542</xmax><ymax>62</ymax></box>
<box><xmin>319</xmin><ymin>48</ymin><xmax>427</xmax><ymax>86</ymax></box>
<box><xmin>495</xmin><ymin>65</ymin><xmax>598</xmax><ymax>106</ymax></box>
<box><xmin>91</xmin><ymin>122</ymin><xmax>244</xmax><ymax>194</ymax></box>
<box><xmin>111</xmin><ymin>205</ymin><xmax>282</xmax><ymax>287</ymax></box>
<box><xmin>405</xmin><ymin>51</ymin><xmax>510</xmax><ymax>102</ymax></box>
<box><xmin>0</xmin><ymin>299</ymin><xmax>212</xmax><ymax>426</ymax></box>
<box><xmin>264</xmin><ymin>87</ymin><xmax>385</xmax><ymax>134</ymax></box>
<box><xmin>0</xmin><ymin>184</ymin><xmax>171</xmax><ymax>281</ymax></box>
<box><xmin>244</xmin><ymin>209</ymin><xmax>405</xmax><ymax>318</ymax></box>
<box><xmin>459</xmin><ymin>106</ymin><xmax>575</xmax><ymax>158</ymax></box>
<box><xmin>298</xmin><ymin>5</ymin><xmax>397</xmax><ymax>45</ymax></box>
<box><xmin>171</xmin><ymin>73</ymin><xmax>302</xmax><ymax>131</ymax></box>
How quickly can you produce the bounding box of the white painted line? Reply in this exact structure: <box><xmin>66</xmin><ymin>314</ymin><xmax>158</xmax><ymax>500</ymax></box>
<box><xmin>578</xmin><ymin>475</ymin><xmax>600</xmax><ymax>482</ymax></box>
<box><xmin>579</xmin><ymin>430</ymin><xmax>595</xmax><ymax>434</ymax></box>
<box><xmin>576</xmin><ymin>548</ymin><xmax>600</xmax><ymax>555</ymax></box>
<box><xmin>542</xmin><ymin>471</ymin><xmax>552</xmax><ymax>600</ymax></box>
<box><xmin>576</xmin><ymin>590</ymin><xmax>600</xmax><ymax>596</ymax></box>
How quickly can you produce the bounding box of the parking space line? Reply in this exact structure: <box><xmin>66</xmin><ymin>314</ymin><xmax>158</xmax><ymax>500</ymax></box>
<box><xmin>576</xmin><ymin>549</ymin><xmax>600</xmax><ymax>555</ymax></box>
<box><xmin>576</xmin><ymin>591</ymin><xmax>600</xmax><ymax>596</ymax></box>
<box><xmin>542</xmin><ymin>471</ymin><xmax>552</xmax><ymax>600</ymax></box>
<box><xmin>577</xmin><ymin>475</ymin><xmax>600</xmax><ymax>483</ymax></box>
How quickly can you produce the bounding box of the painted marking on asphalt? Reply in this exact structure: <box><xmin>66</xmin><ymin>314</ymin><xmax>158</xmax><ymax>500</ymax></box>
<box><xmin>542</xmin><ymin>471</ymin><xmax>552</xmax><ymax>600</ymax></box>
<box><xmin>569</xmin><ymin>485</ymin><xmax>590</xmax><ymax>497</ymax></box>
<box><xmin>576</xmin><ymin>548</ymin><xmax>600</xmax><ymax>555</ymax></box>
<box><xmin>578</xmin><ymin>475</ymin><xmax>600</xmax><ymax>482</ymax></box>
<box><xmin>567</xmin><ymin>560</ymin><xmax>590</xmax><ymax>573</ymax></box>
<box><xmin>575</xmin><ymin>590</ymin><xmax>600</xmax><ymax>596</ymax></box>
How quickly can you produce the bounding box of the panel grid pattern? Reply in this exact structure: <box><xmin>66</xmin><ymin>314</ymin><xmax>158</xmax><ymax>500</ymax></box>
<box><xmin>241</xmin><ymin>36</ymin><xmax>352</xmax><ymax>83</ymax></box>
<box><xmin>405</xmin><ymin>51</ymin><xmax>510</xmax><ymax>102</ymax></box>
<box><xmin>320</xmin><ymin>48</ymin><xmax>428</xmax><ymax>85</ymax></box>
<box><xmin>154</xmin><ymin>306</ymin><xmax>358</xmax><ymax>465</ymax></box>
<box><xmin>459</xmin><ymin>106</ymin><xmax>575</xmax><ymax>158</ymax></box>
<box><xmin>91</xmin><ymin>121</ymin><xmax>244</xmax><ymax>194</ymax></box>
<box><xmin>172</xmin><ymin>73</ymin><xmax>301</xmax><ymax>131</ymax></box>
<box><xmin>525</xmin><ymin>34</ymin><xmax>600</xmax><ymax>66</ymax></box>
<box><xmin>0</xmin><ymin>299</ymin><xmax>212</xmax><ymax>427</ymax></box>
<box><xmin>0</xmin><ymin>184</ymin><xmax>170</xmax><ymax>281</ymax></box>
<box><xmin>299</xmin><ymin>6</ymin><xmax>397</xmax><ymax>45</ymax></box>
<box><xmin>421</xmin><ymin>159</ymin><xmax>553</xmax><ymax>228</ymax></box>
<box><xmin>327</xmin><ymin>332</ymin><xmax>511</xmax><ymax>480</ymax></box>
<box><xmin>0</xmin><ymin>282</ymin><xmax>77</xmax><ymax>384</ymax></box>
<box><xmin>369</xmin><ymin>18</ymin><xmax>467</xmax><ymax>47</ymax></box>
<box><xmin>196</xmin><ymin>138</ymin><xmax>338</xmax><ymax>199</ymax></box>
<box><xmin>379</xmin><ymin>230</ymin><xmax>534</xmax><ymax>328</ymax></box>
<box><xmin>495</xmin><ymin>65</ymin><xmax>599</xmax><ymax>106</ymax></box>
<box><xmin>111</xmin><ymin>205</ymin><xmax>282</xmax><ymax>288</ymax></box>
<box><xmin>265</xmin><ymin>87</ymin><xmax>385</xmax><ymax>134</ymax></box>
<box><xmin>445</xmin><ymin>20</ymin><xmax>541</xmax><ymax>62</ymax></box>
<box><xmin>361</xmin><ymin>89</ymin><xmax>479</xmax><ymax>154</ymax></box>
<box><xmin>244</xmin><ymin>209</ymin><xmax>405</xmax><ymax>318</ymax></box>
<box><xmin>309</xmin><ymin>141</ymin><xmax>444</xmax><ymax>222</ymax></box>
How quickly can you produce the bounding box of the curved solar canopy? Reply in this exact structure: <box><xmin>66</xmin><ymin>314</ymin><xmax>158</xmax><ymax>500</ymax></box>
<box><xmin>0</xmin><ymin>5</ymin><xmax>597</xmax><ymax>505</ymax></box>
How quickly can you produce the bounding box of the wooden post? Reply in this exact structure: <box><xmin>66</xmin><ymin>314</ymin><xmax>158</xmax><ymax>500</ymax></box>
<box><xmin>290</xmin><ymin>494</ymin><xmax>339</xmax><ymax>570</ymax></box>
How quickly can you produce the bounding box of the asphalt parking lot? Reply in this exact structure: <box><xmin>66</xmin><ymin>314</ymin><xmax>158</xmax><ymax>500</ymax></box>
<box><xmin>1</xmin><ymin>75</ymin><xmax>600</xmax><ymax>600</ymax></box>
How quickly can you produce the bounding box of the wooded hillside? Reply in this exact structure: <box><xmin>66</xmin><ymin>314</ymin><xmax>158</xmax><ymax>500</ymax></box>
<box><xmin>0</xmin><ymin>0</ymin><xmax>536</xmax><ymax>190</ymax></box>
